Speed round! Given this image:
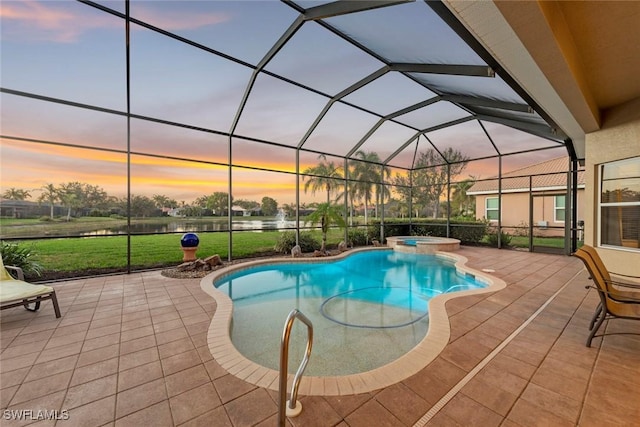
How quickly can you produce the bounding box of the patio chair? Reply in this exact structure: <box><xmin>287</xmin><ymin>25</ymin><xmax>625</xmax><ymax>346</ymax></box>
<box><xmin>579</xmin><ymin>245</ymin><xmax>640</xmax><ymax>330</ymax></box>
<box><xmin>573</xmin><ymin>246</ymin><xmax>640</xmax><ymax>347</ymax></box>
<box><xmin>0</xmin><ymin>258</ymin><xmax>61</xmax><ymax>318</ymax></box>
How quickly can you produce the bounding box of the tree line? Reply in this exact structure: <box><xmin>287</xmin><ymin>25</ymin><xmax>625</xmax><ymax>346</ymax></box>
<box><xmin>302</xmin><ymin>147</ymin><xmax>476</xmax><ymax>223</ymax></box>
<box><xmin>2</xmin><ymin>147</ymin><xmax>476</xmax><ymax>221</ymax></box>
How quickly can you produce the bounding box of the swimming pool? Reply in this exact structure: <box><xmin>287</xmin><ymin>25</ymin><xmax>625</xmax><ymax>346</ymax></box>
<box><xmin>201</xmin><ymin>248</ymin><xmax>505</xmax><ymax>395</ymax></box>
<box><xmin>208</xmin><ymin>249</ymin><xmax>489</xmax><ymax>378</ymax></box>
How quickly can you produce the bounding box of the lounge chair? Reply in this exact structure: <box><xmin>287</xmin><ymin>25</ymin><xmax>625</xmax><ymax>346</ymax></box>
<box><xmin>0</xmin><ymin>258</ymin><xmax>61</xmax><ymax>318</ymax></box>
<box><xmin>573</xmin><ymin>246</ymin><xmax>640</xmax><ymax>347</ymax></box>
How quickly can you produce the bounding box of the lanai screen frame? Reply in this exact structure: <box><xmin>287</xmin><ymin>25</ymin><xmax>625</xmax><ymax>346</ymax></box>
<box><xmin>0</xmin><ymin>0</ymin><xmax>581</xmax><ymax>273</ymax></box>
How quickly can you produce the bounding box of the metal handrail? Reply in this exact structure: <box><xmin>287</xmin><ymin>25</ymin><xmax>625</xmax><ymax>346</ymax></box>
<box><xmin>278</xmin><ymin>309</ymin><xmax>313</xmax><ymax>426</ymax></box>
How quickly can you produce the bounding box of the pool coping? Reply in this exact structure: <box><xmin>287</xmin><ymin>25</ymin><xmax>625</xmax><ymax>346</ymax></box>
<box><xmin>200</xmin><ymin>247</ymin><xmax>506</xmax><ymax>396</ymax></box>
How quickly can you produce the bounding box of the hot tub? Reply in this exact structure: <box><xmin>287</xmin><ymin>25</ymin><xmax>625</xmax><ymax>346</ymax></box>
<box><xmin>385</xmin><ymin>236</ymin><xmax>460</xmax><ymax>254</ymax></box>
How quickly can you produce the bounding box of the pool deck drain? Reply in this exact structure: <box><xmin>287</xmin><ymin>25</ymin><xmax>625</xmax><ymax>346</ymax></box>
<box><xmin>200</xmin><ymin>247</ymin><xmax>506</xmax><ymax>395</ymax></box>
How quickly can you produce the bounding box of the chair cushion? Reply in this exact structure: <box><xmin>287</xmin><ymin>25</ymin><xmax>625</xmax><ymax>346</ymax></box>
<box><xmin>0</xmin><ymin>279</ymin><xmax>54</xmax><ymax>304</ymax></box>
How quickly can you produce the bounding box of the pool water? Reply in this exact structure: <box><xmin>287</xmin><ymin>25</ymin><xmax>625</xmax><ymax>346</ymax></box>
<box><xmin>214</xmin><ymin>250</ymin><xmax>484</xmax><ymax>376</ymax></box>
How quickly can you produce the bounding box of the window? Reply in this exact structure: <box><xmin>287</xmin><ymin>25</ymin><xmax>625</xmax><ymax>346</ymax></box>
<box><xmin>599</xmin><ymin>157</ymin><xmax>640</xmax><ymax>250</ymax></box>
<box><xmin>554</xmin><ymin>195</ymin><xmax>565</xmax><ymax>222</ymax></box>
<box><xmin>485</xmin><ymin>197</ymin><xmax>499</xmax><ymax>221</ymax></box>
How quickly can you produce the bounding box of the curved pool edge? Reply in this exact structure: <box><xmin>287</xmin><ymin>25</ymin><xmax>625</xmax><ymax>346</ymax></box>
<box><xmin>199</xmin><ymin>247</ymin><xmax>506</xmax><ymax>396</ymax></box>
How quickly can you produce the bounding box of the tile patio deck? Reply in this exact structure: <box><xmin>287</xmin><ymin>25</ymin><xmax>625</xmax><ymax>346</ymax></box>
<box><xmin>1</xmin><ymin>247</ymin><xmax>639</xmax><ymax>426</ymax></box>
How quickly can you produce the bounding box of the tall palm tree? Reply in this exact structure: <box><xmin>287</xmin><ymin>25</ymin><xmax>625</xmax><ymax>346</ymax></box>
<box><xmin>350</xmin><ymin>151</ymin><xmax>385</xmax><ymax>224</ymax></box>
<box><xmin>374</xmin><ymin>164</ymin><xmax>391</xmax><ymax>219</ymax></box>
<box><xmin>302</xmin><ymin>155</ymin><xmax>343</xmax><ymax>204</ymax></box>
<box><xmin>38</xmin><ymin>183</ymin><xmax>59</xmax><ymax>219</ymax></box>
<box><xmin>451</xmin><ymin>178</ymin><xmax>476</xmax><ymax>217</ymax></box>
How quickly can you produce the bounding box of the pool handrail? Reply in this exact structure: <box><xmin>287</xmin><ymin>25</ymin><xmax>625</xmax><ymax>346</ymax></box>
<box><xmin>278</xmin><ymin>308</ymin><xmax>313</xmax><ymax>426</ymax></box>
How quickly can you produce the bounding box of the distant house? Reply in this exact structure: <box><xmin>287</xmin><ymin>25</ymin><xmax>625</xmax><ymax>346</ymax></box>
<box><xmin>467</xmin><ymin>157</ymin><xmax>585</xmax><ymax>237</ymax></box>
<box><xmin>167</xmin><ymin>208</ymin><xmax>185</xmax><ymax>218</ymax></box>
<box><xmin>231</xmin><ymin>206</ymin><xmax>262</xmax><ymax>216</ymax></box>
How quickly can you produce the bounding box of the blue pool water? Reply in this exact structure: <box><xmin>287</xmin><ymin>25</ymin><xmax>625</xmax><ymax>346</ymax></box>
<box><xmin>214</xmin><ymin>250</ymin><xmax>485</xmax><ymax>376</ymax></box>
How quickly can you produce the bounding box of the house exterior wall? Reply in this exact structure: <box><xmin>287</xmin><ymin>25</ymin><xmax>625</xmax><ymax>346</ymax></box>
<box><xmin>474</xmin><ymin>190</ymin><xmax>584</xmax><ymax>237</ymax></box>
<box><xmin>584</xmin><ymin>98</ymin><xmax>640</xmax><ymax>276</ymax></box>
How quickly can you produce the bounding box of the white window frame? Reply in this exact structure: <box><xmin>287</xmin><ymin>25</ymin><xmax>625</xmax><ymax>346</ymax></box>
<box><xmin>554</xmin><ymin>195</ymin><xmax>565</xmax><ymax>223</ymax></box>
<box><xmin>597</xmin><ymin>157</ymin><xmax>640</xmax><ymax>252</ymax></box>
<box><xmin>485</xmin><ymin>197</ymin><xmax>499</xmax><ymax>222</ymax></box>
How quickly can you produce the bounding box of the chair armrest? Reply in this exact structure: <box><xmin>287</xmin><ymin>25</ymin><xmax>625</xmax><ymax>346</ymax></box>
<box><xmin>586</xmin><ymin>285</ymin><xmax>640</xmax><ymax>302</ymax></box>
<box><xmin>611</xmin><ymin>271</ymin><xmax>640</xmax><ymax>280</ymax></box>
<box><xmin>4</xmin><ymin>265</ymin><xmax>25</xmax><ymax>281</ymax></box>
<box><xmin>606</xmin><ymin>279</ymin><xmax>640</xmax><ymax>290</ymax></box>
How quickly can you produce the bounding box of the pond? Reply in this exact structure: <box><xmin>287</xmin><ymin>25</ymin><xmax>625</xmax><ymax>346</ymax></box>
<box><xmin>0</xmin><ymin>218</ymin><xmax>298</xmax><ymax>238</ymax></box>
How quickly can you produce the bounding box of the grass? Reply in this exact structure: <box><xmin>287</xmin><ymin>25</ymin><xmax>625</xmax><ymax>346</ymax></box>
<box><xmin>18</xmin><ymin>229</ymin><xmax>348</xmax><ymax>276</ymax></box>
<box><xmin>6</xmin><ymin>222</ymin><xmax>571</xmax><ymax>280</ymax></box>
<box><xmin>510</xmin><ymin>235</ymin><xmax>566</xmax><ymax>249</ymax></box>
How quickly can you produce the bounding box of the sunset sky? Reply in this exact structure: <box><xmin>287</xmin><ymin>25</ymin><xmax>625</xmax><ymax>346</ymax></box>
<box><xmin>0</xmin><ymin>0</ymin><xmax>566</xmax><ymax>205</ymax></box>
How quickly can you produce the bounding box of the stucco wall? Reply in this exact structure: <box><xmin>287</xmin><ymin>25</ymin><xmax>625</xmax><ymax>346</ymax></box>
<box><xmin>584</xmin><ymin>97</ymin><xmax>640</xmax><ymax>275</ymax></box>
<box><xmin>474</xmin><ymin>190</ymin><xmax>584</xmax><ymax>237</ymax></box>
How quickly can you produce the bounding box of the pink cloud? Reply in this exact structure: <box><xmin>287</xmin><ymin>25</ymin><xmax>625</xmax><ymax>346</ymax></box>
<box><xmin>132</xmin><ymin>4</ymin><xmax>230</xmax><ymax>32</ymax></box>
<box><xmin>0</xmin><ymin>0</ymin><xmax>230</xmax><ymax>43</ymax></box>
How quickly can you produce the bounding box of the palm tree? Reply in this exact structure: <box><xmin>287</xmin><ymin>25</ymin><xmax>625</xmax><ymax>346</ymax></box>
<box><xmin>38</xmin><ymin>183</ymin><xmax>59</xmax><ymax>219</ymax></box>
<box><xmin>302</xmin><ymin>155</ymin><xmax>343</xmax><ymax>204</ymax></box>
<box><xmin>374</xmin><ymin>164</ymin><xmax>391</xmax><ymax>219</ymax></box>
<box><xmin>350</xmin><ymin>151</ymin><xmax>384</xmax><ymax>224</ymax></box>
<box><xmin>305</xmin><ymin>202</ymin><xmax>346</xmax><ymax>253</ymax></box>
<box><xmin>152</xmin><ymin>194</ymin><xmax>172</xmax><ymax>210</ymax></box>
<box><xmin>2</xmin><ymin>188</ymin><xmax>31</xmax><ymax>200</ymax></box>
<box><xmin>451</xmin><ymin>178</ymin><xmax>476</xmax><ymax>217</ymax></box>
<box><xmin>2</xmin><ymin>188</ymin><xmax>31</xmax><ymax>218</ymax></box>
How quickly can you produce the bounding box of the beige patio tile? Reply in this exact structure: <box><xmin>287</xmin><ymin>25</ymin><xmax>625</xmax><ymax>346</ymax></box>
<box><xmin>160</xmin><ymin>348</ymin><xmax>201</xmax><ymax>376</ymax></box>
<box><xmin>222</xmin><ymin>387</ymin><xmax>276</xmax><ymax>427</ymax></box>
<box><xmin>63</xmin><ymin>395</ymin><xmax>116</xmax><ymax>427</ymax></box>
<box><xmin>24</xmin><ymin>354</ymin><xmax>78</xmax><ymax>382</ymax></box>
<box><xmin>10</xmin><ymin>370</ymin><xmax>73</xmax><ymax>405</ymax></box>
<box><xmin>169</xmin><ymin>382</ymin><xmax>222</xmax><ymax>425</ymax></box>
<box><xmin>344</xmin><ymin>399</ymin><xmax>404</xmax><ymax>427</ymax></box>
<box><xmin>70</xmin><ymin>357</ymin><xmax>119</xmax><ymax>387</ymax></box>
<box><xmin>114</xmin><ymin>400</ymin><xmax>173</xmax><ymax>427</ymax></box>
<box><xmin>118</xmin><ymin>346</ymin><xmax>159</xmax><ymax>372</ymax></box>
<box><xmin>439</xmin><ymin>393</ymin><xmax>503</xmax><ymax>427</ymax></box>
<box><xmin>164</xmin><ymin>364</ymin><xmax>211</xmax><ymax>398</ymax></box>
<box><xmin>63</xmin><ymin>374</ymin><xmax>118</xmax><ymax>410</ymax></box>
<box><xmin>115</xmin><ymin>377</ymin><xmax>167</xmax><ymax>419</ymax></box>
<box><xmin>77</xmin><ymin>343</ymin><xmax>120</xmax><ymax>368</ymax></box>
<box><xmin>117</xmin><ymin>360</ymin><xmax>164</xmax><ymax>392</ymax></box>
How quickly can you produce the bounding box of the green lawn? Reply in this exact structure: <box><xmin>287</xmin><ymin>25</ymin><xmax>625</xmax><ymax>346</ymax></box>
<box><xmin>19</xmin><ymin>229</ymin><xmax>347</xmax><ymax>276</ymax></box>
<box><xmin>509</xmin><ymin>235</ymin><xmax>566</xmax><ymax>249</ymax></box>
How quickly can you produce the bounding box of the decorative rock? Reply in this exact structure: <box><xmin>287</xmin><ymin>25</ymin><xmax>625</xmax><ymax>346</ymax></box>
<box><xmin>338</xmin><ymin>241</ymin><xmax>347</xmax><ymax>252</ymax></box>
<box><xmin>177</xmin><ymin>259</ymin><xmax>205</xmax><ymax>271</ymax></box>
<box><xmin>313</xmin><ymin>250</ymin><xmax>324</xmax><ymax>257</ymax></box>
<box><xmin>291</xmin><ymin>245</ymin><xmax>302</xmax><ymax>258</ymax></box>
<box><xmin>204</xmin><ymin>254</ymin><xmax>223</xmax><ymax>267</ymax></box>
<box><xmin>372</xmin><ymin>239</ymin><xmax>381</xmax><ymax>247</ymax></box>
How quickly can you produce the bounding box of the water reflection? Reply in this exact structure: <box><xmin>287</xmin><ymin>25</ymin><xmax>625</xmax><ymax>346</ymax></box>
<box><xmin>81</xmin><ymin>219</ymin><xmax>298</xmax><ymax>236</ymax></box>
<box><xmin>1</xmin><ymin>219</ymin><xmax>298</xmax><ymax>238</ymax></box>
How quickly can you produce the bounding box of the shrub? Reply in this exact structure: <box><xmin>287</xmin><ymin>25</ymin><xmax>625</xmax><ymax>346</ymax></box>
<box><xmin>1</xmin><ymin>241</ymin><xmax>44</xmax><ymax>277</ymax></box>
<box><xmin>274</xmin><ymin>231</ymin><xmax>319</xmax><ymax>254</ymax></box>
<box><xmin>371</xmin><ymin>218</ymin><xmax>487</xmax><ymax>244</ymax></box>
<box><xmin>487</xmin><ymin>231</ymin><xmax>512</xmax><ymax>247</ymax></box>
<box><xmin>347</xmin><ymin>228</ymin><xmax>369</xmax><ymax>247</ymax></box>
